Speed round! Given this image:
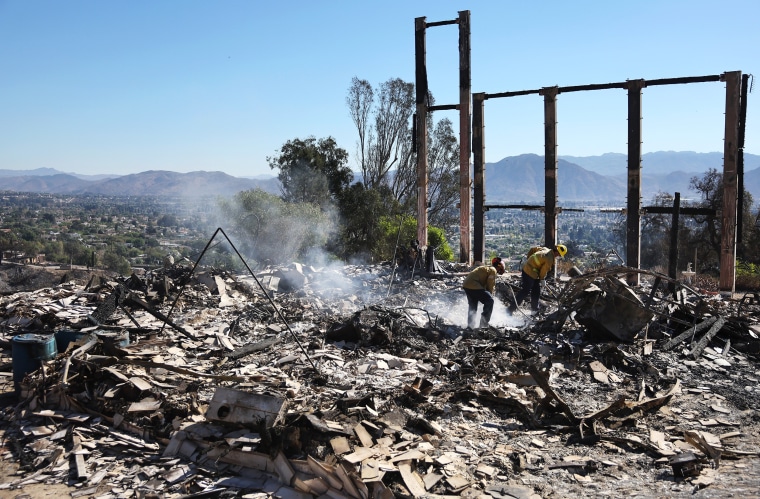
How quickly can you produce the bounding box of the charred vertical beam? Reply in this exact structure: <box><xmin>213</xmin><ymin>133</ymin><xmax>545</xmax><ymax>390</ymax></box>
<box><xmin>626</xmin><ymin>80</ymin><xmax>645</xmax><ymax>285</ymax></box>
<box><xmin>458</xmin><ymin>10</ymin><xmax>472</xmax><ymax>264</ymax></box>
<box><xmin>415</xmin><ymin>17</ymin><xmax>429</xmax><ymax>247</ymax></box>
<box><xmin>668</xmin><ymin>192</ymin><xmax>681</xmax><ymax>294</ymax></box>
<box><xmin>541</xmin><ymin>86</ymin><xmax>559</xmax><ymax>257</ymax></box>
<box><xmin>736</xmin><ymin>73</ymin><xmax>749</xmax><ymax>259</ymax></box>
<box><xmin>645</xmin><ymin>276</ymin><xmax>662</xmax><ymax>309</ymax></box>
<box><xmin>472</xmin><ymin>92</ymin><xmax>486</xmax><ymax>264</ymax></box>
<box><xmin>719</xmin><ymin>71</ymin><xmax>741</xmax><ymax>294</ymax></box>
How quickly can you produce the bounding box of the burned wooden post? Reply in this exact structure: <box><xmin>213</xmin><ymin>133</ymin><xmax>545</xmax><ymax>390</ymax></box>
<box><xmin>736</xmin><ymin>73</ymin><xmax>749</xmax><ymax>258</ymax></box>
<box><xmin>688</xmin><ymin>316</ymin><xmax>727</xmax><ymax>359</ymax></box>
<box><xmin>719</xmin><ymin>70</ymin><xmax>741</xmax><ymax>295</ymax></box>
<box><xmin>643</xmin><ymin>202</ymin><xmax>716</xmax><ymax>290</ymax></box>
<box><xmin>472</xmin><ymin>92</ymin><xmax>486</xmax><ymax>264</ymax></box>
<box><xmin>661</xmin><ymin>316</ymin><xmax>718</xmax><ymax>351</ymax></box>
<box><xmin>626</xmin><ymin>79</ymin><xmax>645</xmax><ymax>286</ymax></box>
<box><xmin>668</xmin><ymin>192</ymin><xmax>681</xmax><ymax>294</ymax></box>
<box><xmin>458</xmin><ymin>10</ymin><xmax>472</xmax><ymax>264</ymax></box>
<box><xmin>541</xmin><ymin>86</ymin><xmax>559</xmax><ymax>277</ymax></box>
<box><xmin>414</xmin><ymin>16</ymin><xmax>429</xmax><ymax>248</ymax></box>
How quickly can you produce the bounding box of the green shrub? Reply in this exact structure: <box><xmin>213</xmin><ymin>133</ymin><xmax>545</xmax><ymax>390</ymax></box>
<box><xmin>428</xmin><ymin>225</ymin><xmax>453</xmax><ymax>261</ymax></box>
<box><xmin>378</xmin><ymin>215</ymin><xmax>453</xmax><ymax>262</ymax></box>
<box><xmin>736</xmin><ymin>259</ymin><xmax>760</xmax><ymax>290</ymax></box>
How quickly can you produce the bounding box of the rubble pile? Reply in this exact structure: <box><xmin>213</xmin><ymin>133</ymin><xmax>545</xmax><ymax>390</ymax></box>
<box><xmin>1</xmin><ymin>260</ymin><xmax>760</xmax><ymax>498</ymax></box>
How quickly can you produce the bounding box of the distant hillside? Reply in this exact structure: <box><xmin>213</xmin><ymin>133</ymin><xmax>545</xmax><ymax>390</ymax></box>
<box><xmin>486</xmin><ymin>153</ymin><xmax>760</xmax><ymax>203</ymax></box>
<box><xmin>560</xmin><ymin>151</ymin><xmax>760</xmax><ymax>176</ymax></box>
<box><xmin>0</xmin><ymin>168</ymin><xmax>117</xmax><ymax>181</ymax></box>
<box><xmin>484</xmin><ymin>155</ymin><xmax>625</xmax><ymax>203</ymax></box>
<box><xmin>0</xmin><ymin>167</ymin><xmax>69</xmax><ymax>178</ymax></box>
<box><xmin>0</xmin><ymin>170</ymin><xmax>281</xmax><ymax>197</ymax></box>
<box><xmin>82</xmin><ymin>170</ymin><xmax>277</xmax><ymax>197</ymax></box>
<box><xmin>0</xmin><ymin>173</ymin><xmax>93</xmax><ymax>194</ymax></box>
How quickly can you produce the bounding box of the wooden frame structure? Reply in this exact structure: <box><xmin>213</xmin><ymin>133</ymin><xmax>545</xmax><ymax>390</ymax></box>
<box><xmin>414</xmin><ymin>12</ymin><xmax>747</xmax><ymax>293</ymax></box>
<box><xmin>471</xmin><ymin>73</ymin><xmax>745</xmax><ymax>292</ymax></box>
<box><xmin>415</xmin><ymin>11</ymin><xmax>471</xmax><ymax>263</ymax></box>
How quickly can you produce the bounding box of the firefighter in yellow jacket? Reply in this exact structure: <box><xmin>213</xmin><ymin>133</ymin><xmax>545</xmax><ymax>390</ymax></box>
<box><xmin>508</xmin><ymin>244</ymin><xmax>567</xmax><ymax>314</ymax></box>
<box><xmin>463</xmin><ymin>257</ymin><xmax>505</xmax><ymax>329</ymax></box>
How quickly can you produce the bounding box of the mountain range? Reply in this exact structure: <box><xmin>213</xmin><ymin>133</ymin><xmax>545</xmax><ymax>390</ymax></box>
<box><xmin>0</xmin><ymin>170</ymin><xmax>281</xmax><ymax>198</ymax></box>
<box><xmin>1</xmin><ymin>151</ymin><xmax>759</xmax><ymax>203</ymax></box>
<box><xmin>487</xmin><ymin>151</ymin><xmax>760</xmax><ymax>203</ymax></box>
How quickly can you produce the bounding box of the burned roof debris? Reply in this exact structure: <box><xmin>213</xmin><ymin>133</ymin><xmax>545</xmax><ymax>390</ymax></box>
<box><xmin>1</xmin><ymin>255</ymin><xmax>760</xmax><ymax>498</ymax></box>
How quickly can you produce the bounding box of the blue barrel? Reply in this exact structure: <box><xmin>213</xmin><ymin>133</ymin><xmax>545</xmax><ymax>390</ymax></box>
<box><xmin>12</xmin><ymin>333</ymin><xmax>58</xmax><ymax>392</ymax></box>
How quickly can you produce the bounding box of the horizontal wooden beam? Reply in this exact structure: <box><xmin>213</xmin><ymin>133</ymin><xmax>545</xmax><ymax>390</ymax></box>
<box><xmin>483</xmin><ymin>74</ymin><xmax>723</xmax><ymax>100</ymax></box>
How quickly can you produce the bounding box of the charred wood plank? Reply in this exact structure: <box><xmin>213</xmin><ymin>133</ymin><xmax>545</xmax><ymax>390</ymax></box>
<box><xmin>71</xmin><ymin>434</ymin><xmax>89</xmax><ymax>481</ymax></box>
<box><xmin>688</xmin><ymin>317</ymin><xmax>727</xmax><ymax>359</ymax></box>
<box><xmin>580</xmin><ymin>395</ymin><xmax>627</xmax><ymax>424</ymax></box>
<box><xmin>461</xmin><ymin>389</ymin><xmax>541</xmax><ymax>429</ymax></box>
<box><xmin>661</xmin><ymin>316</ymin><xmax>717</xmax><ymax>351</ymax></box>
<box><xmin>528</xmin><ymin>365</ymin><xmax>578</xmax><ymax>424</ymax></box>
<box><xmin>224</xmin><ymin>336</ymin><xmax>281</xmax><ymax>360</ymax></box>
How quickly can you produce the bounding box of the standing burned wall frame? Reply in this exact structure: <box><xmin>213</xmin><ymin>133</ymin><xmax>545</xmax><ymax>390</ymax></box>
<box><xmin>413</xmin><ymin>14</ymin><xmax>745</xmax><ymax>291</ymax></box>
<box><xmin>469</xmin><ymin>72</ymin><xmax>745</xmax><ymax>293</ymax></box>
<box><xmin>415</xmin><ymin>11</ymin><xmax>472</xmax><ymax>263</ymax></box>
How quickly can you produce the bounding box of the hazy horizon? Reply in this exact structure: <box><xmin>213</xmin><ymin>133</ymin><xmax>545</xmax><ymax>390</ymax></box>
<box><xmin>3</xmin><ymin>149</ymin><xmax>758</xmax><ymax>179</ymax></box>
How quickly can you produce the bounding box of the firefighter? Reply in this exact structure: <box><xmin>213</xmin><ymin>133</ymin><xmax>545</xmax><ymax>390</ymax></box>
<box><xmin>508</xmin><ymin>244</ymin><xmax>567</xmax><ymax>314</ymax></box>
<box><xmin>463</xmin><ymin>257</ymin><xmax>505</xmax><ymax>329</ymax></box>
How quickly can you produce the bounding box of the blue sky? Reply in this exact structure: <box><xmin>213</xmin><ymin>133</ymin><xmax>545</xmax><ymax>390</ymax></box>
<box><xmin>0</xmin><ymin>0</ymin><xmax>757</xmax><ymax>177</ymax></box>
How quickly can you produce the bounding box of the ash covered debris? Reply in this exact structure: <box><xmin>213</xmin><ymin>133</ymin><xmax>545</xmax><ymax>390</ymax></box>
<box><xmin>0</xmin><ymin>259</ymin><xmax>759</xmax><ymax>498</ymax></box>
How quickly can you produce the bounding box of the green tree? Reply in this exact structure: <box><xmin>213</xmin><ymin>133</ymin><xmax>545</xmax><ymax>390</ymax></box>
<box><xmin>0</xmin><ymin>231</ymin><xmax>14</xmax><ymax>255</ymax></box>
<box><xmin>427</xmin><ymin>225</ymin><xmax>454</xmax><ymax>261</ymax></box>
<box><xmin>335</xmin><ymin>183</ymin><xmax>402</xmax><ymax>261</ymax></box>
<box><xmin>42</xmin><ymin>240</ymin><xmax>65</xmax><ymax>263</ymax></box>
<box><xmin>102</xmin><ymin>248</ymin><xmax>131</xmax><ymax>274</ymax></box>
<box><xmin>157</xmin><ymin>214</ymin><xmax>179</xmax><ymax>227</ymax></box>
<box><xmin>146</xmin><ymin>246</ymin><xmax>169</xmax><ymax>266</ymax></box>
<box><xmin>267</xmin><ymin>136</ymin><xmax>352</xmax><ymax>207</ymax></box>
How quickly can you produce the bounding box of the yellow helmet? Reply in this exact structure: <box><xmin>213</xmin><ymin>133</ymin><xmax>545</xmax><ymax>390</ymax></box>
<box><xmin>555</xmin><ymin>244</ymin><xmax>567</xmax><ymax>257</ymax></box>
